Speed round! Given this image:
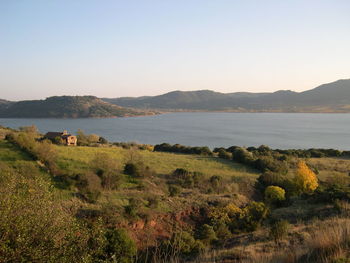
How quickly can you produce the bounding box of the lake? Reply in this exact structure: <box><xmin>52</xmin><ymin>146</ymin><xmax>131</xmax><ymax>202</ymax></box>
<box><xmin>0</xmin><ymin>113</ymin><xmax>349</xmax><ymax>150</ymax></box>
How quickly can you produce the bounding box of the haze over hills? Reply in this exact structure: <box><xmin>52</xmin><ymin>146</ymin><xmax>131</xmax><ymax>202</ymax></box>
<box><xmin>0</xmin><ymin>96</ymin><xmax>154</xmax><ymax>118</ymax></box>
<box><xmin>103</xmin><ymin>79</ymin><xmax>350</xmax><ymax>112</ymax></box>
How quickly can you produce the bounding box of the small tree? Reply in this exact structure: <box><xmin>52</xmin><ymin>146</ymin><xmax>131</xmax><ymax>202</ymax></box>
<box><xmin>294</xmin><ymin>161</ymin><xmax>318</xmax><ymax>194</ymax></box>
<box><xmin>265</xmin><ymin>185</ymin><xmax>286</xmax><ymax>205</ymax></box>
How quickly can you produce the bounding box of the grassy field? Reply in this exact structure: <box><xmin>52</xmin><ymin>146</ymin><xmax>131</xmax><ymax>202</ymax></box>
<box><xmin>55</xmin><ymin>145</ymin><xmax>259</xmax><ymax>179</ymax></box>
<box><xmin>52</xmin><ymin>145</ymin><xmax>260</xmax><ymax>215</ymax></box>
<box><xmin>307</xmin><ymin>157</ymin><xmax>350</xmax><ymax>182</ymax></box>
<box><xmin>0</xmin><ymin>140</ymin><xmax>32</xmax><ymax>164</ymax></box>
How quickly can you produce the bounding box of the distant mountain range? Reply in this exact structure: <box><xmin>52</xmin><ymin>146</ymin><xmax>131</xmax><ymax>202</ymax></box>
<box><xmin>103</xmin><ymin>79</ymin><xmax>350</xmax><ymax>112</ymax></box>
<box><xmin>0</xmin><ymin>96</ymin><xmax>155</xmax><ymax>118</ymax></box>
<box><xmin>1</xmin><ymin>79</ymin><xmax>349</xmax><ymax>118</ymax></box>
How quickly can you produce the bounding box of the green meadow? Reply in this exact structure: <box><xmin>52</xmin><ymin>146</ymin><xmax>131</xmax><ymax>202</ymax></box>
<box><xmin>55</xmin><ymin>145</ymin><xmax>258</xmax><ymax>179</ymax></box>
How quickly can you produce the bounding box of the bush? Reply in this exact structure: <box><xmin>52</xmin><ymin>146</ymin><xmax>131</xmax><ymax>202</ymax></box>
<box><xmin>253</xmin><ymin>156</ymin><xmax>288</xmax><ymax>174</ymax></box>
<box><xmin>146</xmin><ymin>196</ymin><xmax>159</xmax><ymax>209</ymax></box>
<box><xmin>172</xmin><ymin>168</ymin><xmax>199</xmax><ymax>188</ymax></box>
<box><xmin>256</xmin><ymin>171</ymin><xmax>285</xmax><ymax>190</ymax></box>
<box><xmin>241</xmin><ymin>201</ymin><xmax>269</xmax><ymax>231</ymax></box>
<box><xmin>124</xmin><ymin>161</ymin><xmax>154</xmax><ymax>178</ymax></box>
<box><xmin>197</xmin><ymin>224</ymin><xmax>217</xmax><ymax>246</ymax></box>
<box><xmin>168</xmin><ymin>185</ymin><xmax>181</xmax><ymax>197</ymax></box>
<box><xmin>210</xmin><ymin>175</ymin><xmax>223</xmax><ymax>192</ymax></box>
<box><xmin>295</xmin><ymin>160</ymin><xmax>319</xmax><ymax>194</ymax></box>
<box><xmin>98</xmin><ymin>136</ymin><xmax>108</xmax><ymax>144</ymax></box>
<box><xmin>160</xmin><ymin>231</ymin><xmax>205</xmax><ymax>260</ymax></box>
<box><xmin>231</xmin><ymin>147</ymin><xmax>254</xmax><ymax>164</ymax></box>
<box><xmin>91</xmin><ymin>153</ymin><xmax>121</xmax><ymax>190</ymax></box>
<box><xmin>124</xmin><ymin>162</ymin><xmax>140</xmax><ymax>177</ymax></box>
<box><xmin>269</xmin><ymin>220</ymin><xmax>290</xmax><ymax>244</ymax></box>
<box><xmin>77</xmin><ymin>129</ymin><xmax>100</xmax><ymax>146</ymax></box>
<box><xmin>264</xmin><ymin>185</ymin><xmax>286</xmax><ymax>205</ymax></box>
<box><xmin>104</xmin><ymin>229</ymin><xmax>137</xmax><ymax>263</ymax></box>
<box><xmin>124</xmin><ymin>198</ymin><xmax>141</xmax><ymax>218</ymax></box>
<box><xmin>75</xmin><ymin>172</ymin><xmax>102</xmax><ymax>203</ymax></box>
<box><xmin>0</xmin><ymin>163</ymin><xmax>91</xmax><ymax>262</ymax></box>
<box><xmin>154</xmin><ymin>143</ymin><xmax>213</xmax><ymax>156</ymax></box>
<box><xmin>218</xmin><ymin>149</ymin><xmax>232</xmax><ymax>160</ymax></box>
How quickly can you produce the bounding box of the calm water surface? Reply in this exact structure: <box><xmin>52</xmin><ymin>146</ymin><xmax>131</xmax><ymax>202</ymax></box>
<box><xmin>0</xmin><ymin>113</ymin><xmax>349</xmax><ymax>150</ymax></box>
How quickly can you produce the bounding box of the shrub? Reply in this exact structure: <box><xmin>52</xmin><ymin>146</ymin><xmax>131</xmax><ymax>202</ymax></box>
<box><xmin>124</xmin><ymin>162</ymin><xmax>140</xmax><ymax>177</ymax></box>
<box><xmin>75</xmin><ymin>172</ymin><xmax>102</xmax><ymax>203</ymax></box>
<box><xmin>213</xmin><ymin>221</ymin><xmax>231</xmax><ymax>244</ymax></box>
<box><xmin>265</xmin><ymin>185</ymin><xmax>286</xmax><ymax>205</ymax></box>
<box><xmin>77</xmin><ymin>129</ymin><xmax>100</xmax><ymax>146</ymax></box>
<box><xmin>269</xmin><ymin>220</ymin><xmax>290</xmax><ymax>244</ymax></box>
<box><xmin>91</xmin><ymin>153</ymin><xmax>121</xmax><ymax>190</ymax></box>
<box><xmin>0</xmin><ymin>163</ymin><xmax>91</xmax><ymax>262</ymax></box>
<box><xmin>124</xmin><ymin>161</ymin><xmax>154</xmax><ymax>178</ymax></box>
<box><xmin>295</xmin><ymin>160</ymin><xmax>319</xmax><ymax>194</ymax></box>
<box><xmin>210</xmin><ymin>175</ymin><xmax>223</xmax><ymax>192</ymax></box>
<box><xmin>104</xmin><ymin>229</ymin><xmax>137</xmax><ymax>263</ymax></box>
<box><xmin>218</xmin><ymin>149</ymin><xmax>232</xmax><ymax>160</ymax></box>
<box><xmin>257</xmin><ymin>171</ymin><xmax>285</xmax><ymax>190</ymax></box>
<box><xmin>154</xmin><ymin>143</ymin><xmax>213</xmax><ymax>156</ymax></box>
<box><xmin>124</xmin><ymin>198</ymin><xmax>141</xmax><ymax>218</ymax></box>
<box><xmin>172</xmin><ymin>168</ymin><xmax>198</xmax><ymax>188</ymax></box>
<box><xmin>168</xmin><ymin>185</ymin><xmax>181</xmax><ymax>197</ymax></box>
<box><xmin>160</xmin><ymin>231</ymin><xmax>205</xmax><ymax>260</ymax></box>
<box><xmin>241</xmin><ymin>201</ymin><xmax>269</xmax><ymax>231</ymax></box>
<box><xmin>197</xmin><ymin>224</ymin><xmax>217</xmax><ymax>246</ymax></box>
<box><xmin>253</xmin><ymin>156</ymin><xmax>288</xmax><ymax>174</ymax></box>
<box><xmin>231</xmin><ymin>147</ymin><xmax>254</xmax><ymax>164</ymax></box>
<box><xmin>98</xmin><ymin>136</ymin><xmax>108</xmax><ymax>144</ymax></box>
<box><xmin>146</xmin><ymin>196</ymin><xmax>159</xmax><ymax>209</ymax></box>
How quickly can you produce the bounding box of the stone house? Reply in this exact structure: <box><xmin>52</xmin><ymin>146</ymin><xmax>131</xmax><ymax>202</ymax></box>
<box><xmin>44</xmin><ymin>130</ymin><xmax>77</xmax><ymax>146</ymax></box>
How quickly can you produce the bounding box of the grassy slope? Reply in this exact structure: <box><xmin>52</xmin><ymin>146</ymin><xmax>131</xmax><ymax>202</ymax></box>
<box><xmin>54</xmin><ymin>145</ymin><xmax>259</xmax><ymax>214</ymax></box>
<box><xmin>2</xmin><ymin>138</ymin><xmax>350</xmax><ymax>261</ymax></box>
<box><xmin>55</xmin><ymin>145</ymin><xmax>258</xmax><ymax>178</ymax></box>
<box><xmin>0</xmin><ymin>139</ymin><xmax>34</xmax><ymax>166</ymax></box>
<box><xmin>307</xmin><ymin>157</ymin><xmax>350</xmax><ymax>181</ymax></box>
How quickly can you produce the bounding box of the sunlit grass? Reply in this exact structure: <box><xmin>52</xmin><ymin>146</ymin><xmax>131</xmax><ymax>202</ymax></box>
<box><xmin>54</xmin><ymin>145</ymin><xmax>259</xmax><ymax>179</ymax></box>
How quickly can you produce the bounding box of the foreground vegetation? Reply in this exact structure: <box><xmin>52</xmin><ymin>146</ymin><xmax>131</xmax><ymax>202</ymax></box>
<box><xmin>1</xmin><ymin>125</ymin><xmax>350</xmax><ymax>262</ymax></box>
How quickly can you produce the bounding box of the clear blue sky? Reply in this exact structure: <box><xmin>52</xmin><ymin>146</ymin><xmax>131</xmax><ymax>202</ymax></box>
<box><xmin>1</xmin><ymin>0</ymin><xmax>349</xmax><ymax>100</ymax></box>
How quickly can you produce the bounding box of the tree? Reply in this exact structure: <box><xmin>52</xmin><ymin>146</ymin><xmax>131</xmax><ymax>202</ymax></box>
<box><xmin>294</xmin><ymin>161</ymin><xmax>318</xmax><ymax>194</ymax></box>
<box><xmin>264</xmin><ymin>185</ymin><xmax>286</xmax><ymax>204</ymax></box>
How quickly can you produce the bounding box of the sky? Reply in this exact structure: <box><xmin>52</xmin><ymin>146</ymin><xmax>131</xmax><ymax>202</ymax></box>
<box><xmin>0</xmin><ymin>0</ymin><xmax>350</xmax><ymax>101</ymax></box>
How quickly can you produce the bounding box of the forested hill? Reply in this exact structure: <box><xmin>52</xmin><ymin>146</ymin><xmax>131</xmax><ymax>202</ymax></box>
<box><xmin>103</xmin><ymin>79</ymin><xmax>350</xmax><ymax>112</ymax></box>
<box><xmin>0</xmin><ymin>96</ymin><xmax>155</xmax><ymax>118</ymax></box>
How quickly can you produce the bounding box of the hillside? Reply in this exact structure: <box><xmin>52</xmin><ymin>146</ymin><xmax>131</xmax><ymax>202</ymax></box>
<box><xmin>0</xmin><ymin>96</ymin><xmax>155</xmax><ymax>118</ymax></box>
<box><xmin>2</xmin><ymin>126</ymin><xmax>350</xmax><ymax>262</ymax></box>
<box><xmin>103</xmin><ymin>79</ymin><xmax>350</xmax><ymax>112</ymax></box>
